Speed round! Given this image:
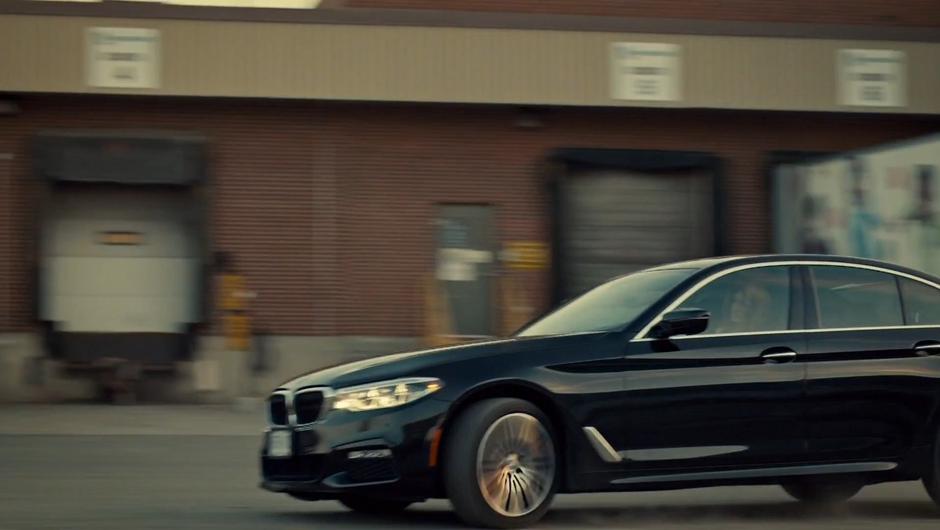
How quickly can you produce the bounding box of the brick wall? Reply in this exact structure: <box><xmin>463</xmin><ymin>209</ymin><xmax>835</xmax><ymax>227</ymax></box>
<box><xmin>343</xmin><ymin>0</ymin><xmax>940</xmax><ymax>27</ymax></box>
<box><xmin>1</xmin><ymin>96</ymin><xmax>938</xmax><ymax>335</ymax></box>
<box><xmin>0</xmin><ymin>150</ymin><xmax>12</xmax><ymax>334</ymax></box>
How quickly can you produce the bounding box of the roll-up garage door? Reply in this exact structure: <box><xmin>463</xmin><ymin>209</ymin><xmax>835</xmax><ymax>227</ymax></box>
<box><xmin>34</xmin><ymin>131</ymin><xmax>208</xmax><ymax>365</ymax></box>
<box><xmin>41</xmin><ymin>186</ymin><xmax>201</xmax><ymax>336</ymax></box>
<box><xmin>558</xmin><ymin>168</ymin><xmax>715</xmax><ymax>299</ymax></box>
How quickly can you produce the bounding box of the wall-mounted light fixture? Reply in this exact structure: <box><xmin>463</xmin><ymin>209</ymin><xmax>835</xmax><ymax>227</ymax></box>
<box><xmin>513</xmin><ymin>106</ymin><xmax>545</xmax><ymax>129</ymax></box>
<box><xmin>0</xmin><ymin>98</ymin><xmax>20</xmax><ymax>116</ymax></box>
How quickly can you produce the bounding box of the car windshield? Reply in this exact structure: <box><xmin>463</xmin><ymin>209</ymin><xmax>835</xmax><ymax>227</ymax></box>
<box><xmin>517</xmin><ymin>268</ymin><xmax>696</xmax><ymax>337</ymax></box>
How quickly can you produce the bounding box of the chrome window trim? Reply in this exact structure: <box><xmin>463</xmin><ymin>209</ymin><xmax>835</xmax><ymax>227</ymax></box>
<box><xmin>631</xmin><ymin>324</ymin><xmax>940</xmax><ymax>342</ymax></box>
<box><xmin>631</xmin><ymin>260</ymin><xmax>940</xmax><ymax>342</ymax></box>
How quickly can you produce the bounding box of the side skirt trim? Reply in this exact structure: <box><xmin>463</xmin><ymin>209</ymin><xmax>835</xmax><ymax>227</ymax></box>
<box><xmin>582</xmin><ymin>427</ymin><xmax>622</xmax><ymax>463</ymax></box>
<box><xmin>612</xmin><ymin>462</ymin><xmax>898</xmax><ymax>485</ymax></box>
<box><xmin>620</xmin><ymin>445</ymin><xmax>749</xmax><ymax>462</ymax></box>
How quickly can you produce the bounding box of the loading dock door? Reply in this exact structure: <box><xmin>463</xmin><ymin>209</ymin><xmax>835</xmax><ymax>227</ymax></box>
<box><xmin>42</xmin><ymin>187</ymin><xmax>200</xmax><ymax>335</ymax></box>
<box><xmin>34</xmin><ymin>131</ymin><xmax>208</xmax><ymax>366</ymax></box>
<box><xmin>40</xmin><ymin>186</ymin><xmax>202</xmax><ymax>364</ymax></box>
<box><xmin>558</xmin><ymin>168</ymin><xmax>714</xmax><ymax>299</ymax></box>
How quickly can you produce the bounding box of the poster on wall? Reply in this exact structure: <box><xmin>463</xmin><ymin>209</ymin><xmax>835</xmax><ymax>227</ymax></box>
<box><xmin>773</xmin><ymin>133</ymin><xmax>940</xmax><ymax>275</ymax></box>
<box><xmin>609</xmin><ymin>42</ymin><xmax>682</xmax><ymax>102</ymax></box>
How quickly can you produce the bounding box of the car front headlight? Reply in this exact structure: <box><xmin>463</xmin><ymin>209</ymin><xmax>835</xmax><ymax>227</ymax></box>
<box><xmin>331</xmin><ymin>377</ymin><xmax>444</xmax><ymax>412</ymax></box>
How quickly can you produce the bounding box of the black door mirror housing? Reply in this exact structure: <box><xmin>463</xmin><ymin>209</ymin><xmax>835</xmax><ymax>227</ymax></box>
<box><xmin>650</xmin><ymin>308</ymin><xmax>710</xmax><ymax>339</ymax></box>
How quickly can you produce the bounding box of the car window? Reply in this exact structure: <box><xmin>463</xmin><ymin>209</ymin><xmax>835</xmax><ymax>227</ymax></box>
<box><xmin>900</xmin><ymin>278</ymin><xmax>940</xmax><ymax>325</ymax></box>
<box><xmin>811</xmin><ymin>266</ymin><xmax>902</xmax><ymax>329</ymax></box>
<box><xmin>516</xmin><ymin>268</ymin><xmax>695</xmax><ymax>337</ymax></box>
<box><xmin>680</xmin><ymin>266</ymin><xmax>790</xmax><ymax>335</ymax></box>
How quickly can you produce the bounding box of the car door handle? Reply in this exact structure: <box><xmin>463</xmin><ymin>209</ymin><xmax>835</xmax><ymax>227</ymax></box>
<box><xmin>760</xmin><ymin>349</ymin><xmax>797</xmax><ymax>364</ymax></box>
<box><xmin>914</xmin><ymin>341</ymin><xmax>940</xmax><ymax>357</ymax></box>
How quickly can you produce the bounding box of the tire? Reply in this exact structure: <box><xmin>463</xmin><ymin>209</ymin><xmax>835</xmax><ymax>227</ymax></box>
<box><xmin>443</xmin><ymin>398</ymin><xmax>559</xmax><ymax>529</ymax></box>
<box><xmin>338</xmin><ymin>495</ymin><xmax>412</xmax><ymax>514</ymax></box>
<box><xmin>781</xmin><ymin>478</ymin><xmax>863</xmax><ymax>506</ymax></box>
<box><xmin>924</xmin><ymin>426</ymin><xmax>940</xmax><ymax>507</ymax></box>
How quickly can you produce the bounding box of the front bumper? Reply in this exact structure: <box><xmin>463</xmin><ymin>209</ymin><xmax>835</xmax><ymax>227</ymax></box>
<box><xmin>259</xmin><ymin>396</ymin><xmax>450</xmax><ymax>501</ymax></box>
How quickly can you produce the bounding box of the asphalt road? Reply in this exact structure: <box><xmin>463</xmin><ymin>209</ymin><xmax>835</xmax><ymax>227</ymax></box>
<box><xmin>1</xmin><ymin>434</ymin><xmax>938</xmax><ymax>530</ymax></box>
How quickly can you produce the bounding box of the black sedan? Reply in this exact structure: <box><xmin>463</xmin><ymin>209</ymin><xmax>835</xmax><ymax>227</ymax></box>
<box><xmin>260</xmin><ymin>255</ymin><xmax>940</xmax><ymax>528</ymax></box>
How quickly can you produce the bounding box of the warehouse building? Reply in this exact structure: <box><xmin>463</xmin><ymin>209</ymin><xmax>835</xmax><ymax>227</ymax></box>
<box><xmin>1</xmin><ymin>0</ymin><xmax>940</xmax><ymax>401</ymax></box>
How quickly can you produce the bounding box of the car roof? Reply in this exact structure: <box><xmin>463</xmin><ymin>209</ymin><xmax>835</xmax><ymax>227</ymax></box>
<box><xmin>646</xmin><ymin>256</ymin><xmax>743</xmax><ymax>271</ymax></box>
<box><xmin>649</xmin><ymin>254</ymin><xmax>937</xmax><ymax>281</ymax></box>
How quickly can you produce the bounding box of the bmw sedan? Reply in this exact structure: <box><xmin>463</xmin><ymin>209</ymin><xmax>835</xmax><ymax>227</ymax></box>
<box><xmin>260</xmin><ymin>255</ymin><xmax>940</xmax><ymax>528</ymax></box>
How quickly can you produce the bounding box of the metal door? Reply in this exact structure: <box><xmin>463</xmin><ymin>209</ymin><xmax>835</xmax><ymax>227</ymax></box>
<box><xmin>41</xmin><ymin>186</ymin><xmax>201</xmax><ymax>335</ymax></box>
<box><xmin>559</xmin><ymin>169</ymin><xmax>714</xmax><ymax>299</ymax></box>
<box><xmin>436</xmin><ymin>205</ymin><xmax>497</xmax><ymax>338</ymax></box>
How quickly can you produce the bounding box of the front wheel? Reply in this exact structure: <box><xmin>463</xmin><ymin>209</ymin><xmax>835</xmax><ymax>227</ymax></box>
<box><xmin>338</xmin><ymin>495</ymin><xmax>412</xmax><ymax>514</ymax></box>
<box><xmin>781</xmin><ymin>478</ymin><xmax>863</xmax><ymax>506</ymax></box>
<box><xmin>443</xmin><ymin>398</ymin><xmax>558</xmax><ymax>529</ymax></box>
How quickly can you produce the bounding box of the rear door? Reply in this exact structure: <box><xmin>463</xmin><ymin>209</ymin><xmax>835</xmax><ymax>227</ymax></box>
<box><xmin>803</xmin><ymin>264</ymin><xmax>940</xmax><ymax>462</ymax></box>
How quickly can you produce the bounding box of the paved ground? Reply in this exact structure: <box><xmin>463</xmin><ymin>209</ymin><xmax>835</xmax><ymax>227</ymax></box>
<box><xmin>0</xmin><ymin>404</ymin><xmax>265</xmax><ymax>436</ymax></box>
<box><xmin>1</xmin><ymin>405</ymin><xmax>938</xmax><ymax>530</ymax></box>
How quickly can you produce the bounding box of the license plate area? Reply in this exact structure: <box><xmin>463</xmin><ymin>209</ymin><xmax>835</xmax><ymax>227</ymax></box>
<box><xmin>268</xmin><ymin>430</ymin><xmax>293</xmax><ymax>458</ymax></box>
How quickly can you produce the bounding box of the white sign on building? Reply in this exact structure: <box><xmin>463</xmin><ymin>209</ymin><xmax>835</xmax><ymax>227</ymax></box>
<box><xmin>610</xmin><ymin>43</ymin><xmax>682</xmax><ymax>102</ymax></box>
<box><xmin>837</xmin><ymin>49</ymin><xmax>906</xmax><ymax>108</ymax></box>
<box><xmin>86</xmin><ymin>27</ymin><xmax>161</xmax><ymax>89</ymax></box>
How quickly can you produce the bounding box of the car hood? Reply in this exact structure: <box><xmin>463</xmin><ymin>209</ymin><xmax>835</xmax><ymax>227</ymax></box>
<box><xmin>278</xmin><ymin>334</ymin><xmax>589</xmax><ymax>391</ymax></box>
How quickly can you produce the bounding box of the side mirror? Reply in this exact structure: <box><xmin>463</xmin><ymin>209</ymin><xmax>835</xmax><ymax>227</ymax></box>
<box><xmin>650</xmin><ymin>308</ymin><xmax>710</xmax><ymax>339</ymax></box>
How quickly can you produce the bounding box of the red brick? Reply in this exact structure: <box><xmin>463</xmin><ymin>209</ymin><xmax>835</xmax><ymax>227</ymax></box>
<box><xmin>1</xmin><ymin>96</ymin><xmax>937</xmax><ymax>336</ymax></box>
<box><xmin>344</xmin><ymin>0</ymin><xmax>940</xmax><ymax>28</ymax></box>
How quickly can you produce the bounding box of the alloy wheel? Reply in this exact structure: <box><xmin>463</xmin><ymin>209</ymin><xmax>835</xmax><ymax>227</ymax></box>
<box><xmin>475</xmin><ymin>412</ymin><xmax>556</xmax><ymax>517</ymax></box>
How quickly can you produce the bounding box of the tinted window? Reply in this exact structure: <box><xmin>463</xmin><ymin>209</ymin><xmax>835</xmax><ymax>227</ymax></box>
<box><xmin>517</xmin><ymin>268</ymin><xmax>695</xmax><ymax>337</ymax></box>
<box><xmin>900</xmin><ymin>278</ymin><xmax>940</xmax><ymax>325</ymax></box>
<box><xmin>811</xmin><ymin>266</ymin><xmax>902</xmax><ymax>328</ymax></box>
<box><xmin>681</xmin><ymin>266</ymin><xmax>790</xmax><ymax>335</ymax></box>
